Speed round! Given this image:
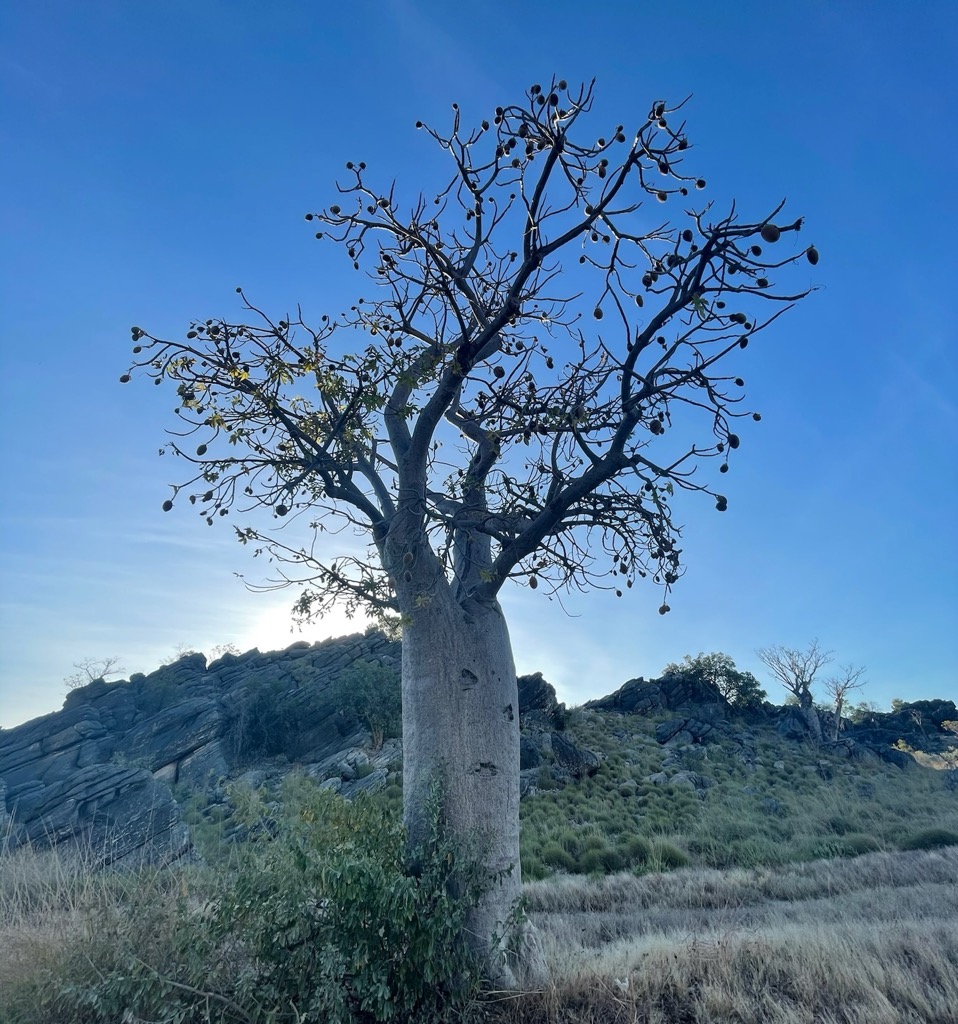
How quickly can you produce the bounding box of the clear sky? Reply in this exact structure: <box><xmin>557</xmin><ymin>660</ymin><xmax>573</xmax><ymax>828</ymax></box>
<box><xmin>1</xmin><ymin>0</ymin><xmax>956</xmax><ymax>729</ymax></box>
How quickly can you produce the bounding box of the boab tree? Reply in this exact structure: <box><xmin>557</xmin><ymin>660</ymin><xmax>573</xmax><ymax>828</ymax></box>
<box><xmin>123</xmin><ymin>80</ymin><xmax>816</xmax><ymax>981</ymax></box>
<box><xmin>823</xmin><ymin>663</ymin><xmax>867</xmax><ymax>741</ymax></box>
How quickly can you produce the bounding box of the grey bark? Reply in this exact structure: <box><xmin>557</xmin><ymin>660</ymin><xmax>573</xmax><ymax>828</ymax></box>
<box><xmin>401</xmin><ymin>590</ymin><xmax>545</xmax><ymax>986</ymax></box>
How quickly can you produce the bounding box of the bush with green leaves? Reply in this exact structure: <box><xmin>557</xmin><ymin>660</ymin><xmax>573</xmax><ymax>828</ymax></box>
<box><xmin>328</xmin><ymin>659</ymin><xmax>402</xmax><ymax>749</ymax></box>
<box><xmin>663</xmin><ymin>651</ymin><xmax>767</xmax><ymax>709</ymax></box>
<box><xmin>223</xmin><ymin>676</ymin><xmax>305</xmax><ymax>762</ymax></box>
<box><xmin>215</xmin><ymin>780</ymin><xmax>493</xmax><ymax>1022</ymax></box>
<box><xmin>27</xmin><ymin>780</ymin><xmax>494</xmax><ymax>1024</ymax></box>
<box><xmin>899</xmin><ymin>827</ymin><xmax>958</xmax><ymax>851</ymax></box>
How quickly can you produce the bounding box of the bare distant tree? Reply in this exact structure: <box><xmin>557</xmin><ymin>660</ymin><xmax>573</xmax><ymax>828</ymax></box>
<box><xmin>756</xmin><ymin>640</ymin><xmax>832</xmax><ymax>710</ymax></box>
<box><xmin>822</xmin><ymin>663</ymin><xmax>866</xmax><ymax>741</ymax></box>
<box><xmin>63</xmin><ymin>656</ymin><xmax>125</xmax><ymax>691</ymax></box>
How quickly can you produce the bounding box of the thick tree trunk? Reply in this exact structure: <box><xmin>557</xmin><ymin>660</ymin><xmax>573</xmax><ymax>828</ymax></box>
<box><xmin>401</xmin><ymin>591</ymin><xmax>544</xmax><ymax>987</ymax></box>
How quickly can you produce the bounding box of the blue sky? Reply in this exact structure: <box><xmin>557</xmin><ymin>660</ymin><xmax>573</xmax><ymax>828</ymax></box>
<box><xmin>1</xmin><ymin>0</ymin><xmax>956</xmax><ymax>729</ymax></box>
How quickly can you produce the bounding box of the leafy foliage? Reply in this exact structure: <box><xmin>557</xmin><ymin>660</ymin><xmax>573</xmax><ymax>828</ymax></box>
<box><xmin>328</xmin><ymin>659</ymin><xmax>402</xmax><ymax>749</ymax></box>
<box><xmin>663</xmin><ymin>651</ymin><xmax>766</xmax><ymax>708</ymax></box>
<box><xmin>23</xmin><ymin>782</ymin><xmax>493</xmax><ymax>1024</ymax></box>
<box><xmin>222</xmin><ymin>676</ymin><xmax>306</xmax><ymax>762</ymax></box>
<box><xmin>218</xmin><ymin>781</ymin><xmax>494</xmax><ymax>1022</ymax></box>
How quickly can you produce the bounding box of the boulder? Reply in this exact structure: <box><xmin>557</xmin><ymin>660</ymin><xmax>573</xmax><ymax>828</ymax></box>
<box><xmin>550</xmin><ymin>732</ymin><xmax>600</xmax><ymax>779</ymax></box>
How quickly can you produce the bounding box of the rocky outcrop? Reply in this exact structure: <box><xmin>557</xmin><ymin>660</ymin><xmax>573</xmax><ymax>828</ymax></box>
<box><xmin>0</xmin><ymin>632</ymin><xmax>400</xmax><ymax>864</ymax></box>
<box><xmin>4</xmin><ymin>635</ymin><xmax>953</xmax><ymax>866</ymax></box>
<box><xmin>0</xmin><ymin>640</ymin><xmax>574</xmax><ymax>862</ymax></box>
<box><xmin>584</xmin><ymin>672</ymin><xmax>727</xmax><ymax>717</ymax></box>
<box><xmin>846</xmin><ymin>700</ymin><xmax>958</xmax><ymax>750</ymax></box>
<box><xmin>517</xmin><ymin>672</ymin><xmax>566</xmax><ymax>728</ymax></box>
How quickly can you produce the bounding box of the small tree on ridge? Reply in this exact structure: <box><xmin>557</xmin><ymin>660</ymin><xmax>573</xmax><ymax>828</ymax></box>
<box><xmin>664</xmin><ymin>651</ymin><xmax>767</xmax><ymax>708</ymax></box>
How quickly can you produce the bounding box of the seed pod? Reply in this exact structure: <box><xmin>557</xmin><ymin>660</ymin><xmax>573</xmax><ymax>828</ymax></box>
<box><xmin>760</xmin><ymin>223</ymin><xmax>781</xmax><ymax>243</ymax></box>
<box><xmin>493</xmin><ymin>365</ymin><xmax>505</xmax><ymax>378</ymax></box>
<box><xmin>196</xmin><ymin>444</ymin><xmax>207</xmax><ymax>456</ymax></box>
<box><xmin>753</xmin><ymin>412</ymin><xmax>762</xmax><ymax>421</ymax></box>
<box><xmin>329</xmin><ymin>204</ymin><xmax>341</xmax><ymax>215</ymax></box>
<box><xmin>119</xmin><ymin>374</ymin><xmax>131</xmax><ymax>383</ymax></box>
<box><xmin>715</xmin><ymin>496</ymin><xmax>728</xmax><ymax>512</ymax></box>
<box><xmin>682</xmin><ymin>229</ymin><xmax>693</xmax><ymax>242</ymax></box>
<box><xmin>593</xmin><ymin>307</ymin><xmax>603</xmax><ymax>319</ymax></box>
<box><xmin>806</xmin><ymin>245</ymin><xmax>820</xmax><ymax>265</ymax></box>
<box><xmin>728</xmin><ymin>433</ymin><xmax>740</xmax><ymax>449</ymax></box>
<box><xmin>658</xmin><ymin>603</ymin><xmax>670</xmax><ymax>615</ymax></box>
<box><xmin>162</xmin><ymin>500</ymin><xmax>173</xmax><ymax>512</ymax></box>
<box><xmin>276</xmin><ymin>504</ymin><xmax>289</xmax><ymax>517</ymax></box>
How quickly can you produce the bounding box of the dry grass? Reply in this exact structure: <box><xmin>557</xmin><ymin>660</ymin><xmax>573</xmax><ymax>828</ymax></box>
<box><xmin>2</xmin><ymin>830</ymin><xmax>956</xmax><ymax>1023</ymax></box>
<box><xmin>0</xmin><ymin>834</ymin><xmax>193</xmax><ymax>1024</ymax></box>
<box><xmin>492</xmin><ymin>846</ymin><xmax>958</xmax><ymax>1023</ymax></box>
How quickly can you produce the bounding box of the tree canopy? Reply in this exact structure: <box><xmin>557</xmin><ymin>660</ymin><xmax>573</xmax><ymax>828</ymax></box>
<box><xmin>125</xmin><ymin>79</ymin><xmax>815</xmax><ymax>625</ymax></box>
<box><xmin>664</xmin><ymin>652</ymin><xmax>767</xmax><ymax>708</ymax></box>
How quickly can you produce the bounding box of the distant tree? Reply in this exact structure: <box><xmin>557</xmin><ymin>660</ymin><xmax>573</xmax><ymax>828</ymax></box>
<box><xmin>822</xmin><ymin>663</ymin><xmax>866</xmax><ymax>741</ymax></box>
<box><xmin>847</xmin><ymin>699</ymin><xmax>882</xmax><ymax>725</ymax></box>
<box><xmin>208</xmin><ymin>642</ymin><xmax>241</xmax><ymax>660</ymax></box>
<box><xmin>160</xmin><ymin>643</ymin><xmax>202</xmax><ymax>666</ymax></box>
<box><xmin>125</xmin><ymin>79</ymin><xmax>815</xmax><ymax>981</ymax></box>
<box><xmin>63</xmin><ymin>656</ymin><xmax>125</xmax><ymax>691</ymax></box>
<box><xmin>663</xmin><ymin>652</ymin><xmax>766</xmax><ymax>708</ymax></box>
<box><xmin>756</xmin><ymin>640</ymin><xmax>832</xmax><ymax>710</ymax></box>
<box><xmin>329</xmin><ymin>659</ymin><xmax>402</xmax><ymax>750</ymax></box>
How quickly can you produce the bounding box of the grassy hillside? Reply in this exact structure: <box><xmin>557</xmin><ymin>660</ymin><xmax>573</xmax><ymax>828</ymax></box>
<box><xmin>2</xmin><ymin>701</ymin><xmax>956</xmax><ymax>1023</ymax></box>
<box><xmin>515</xmin><ymin>707</ymin><xmax>958</xmax><ymax>879</ymax></box>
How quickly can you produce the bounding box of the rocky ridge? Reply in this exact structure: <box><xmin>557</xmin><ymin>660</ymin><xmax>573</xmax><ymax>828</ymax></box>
<box><xmin>1</xmin><ymin>637</ymin><xmax>955</xmax><ymax>865</ymax></box>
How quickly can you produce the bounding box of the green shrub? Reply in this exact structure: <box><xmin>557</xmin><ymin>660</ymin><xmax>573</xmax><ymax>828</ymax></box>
<box><xmin>899</xmin><ymin>827</ymin><xmax>958</xmax><ymax>851</ymax></box>
<box><xmin>647</xmin><ymin>839</ymin><xmax>691</xmax><ymax>871</ymax></box>
<box><xmin>35</xmin><ymin>783</ymin><xmax>492</xmax><ymax>1024</ymax></box>
<box><xmin>223</xmin><ymin>677</ymin><xmax>306</xmax><ymax>762</ymax></box>
<box><xmin>329</xmin><ymin>659</ymin><xmax>402</xmax><ymax>749</ymax></box>
<box><xmin>835</xmin><ymin>833</ymin><xmax>882</xmax><ymax>857</ymax></box>
<box><xmin>577</xmin><ymin>845</ymin><xmax>624</xmax><ymax>875</ymax></box>
<box><xmin>617</xmin><ymin>834</ymin><xmax>653</xmax><ymax>866</ymax></box>
<box><xmin>540</xmin><ymin>843</ymin><xmax>576</xmax><ymax>872</ymax></box>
